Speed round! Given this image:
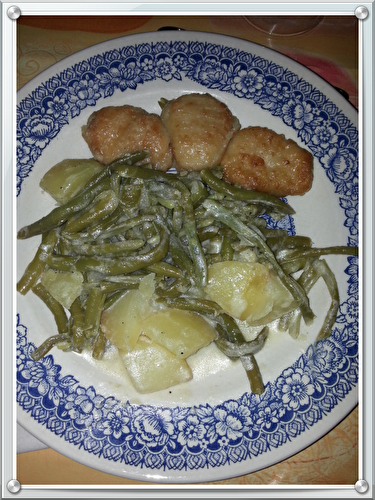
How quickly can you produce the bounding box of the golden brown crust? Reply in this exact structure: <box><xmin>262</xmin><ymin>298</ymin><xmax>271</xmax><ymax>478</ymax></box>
<box><xmin>161</xmin><ymin>93</ymin><xmax>240</xmax><ymax>171</ymax></box>
<box><xmin>82</xmin><ymin>105</ymin><xmax>173</xmax><ymax>171</ymax></box>
<box><xmin>221</xmin><ymin>126</ymin><xmax>313</xmax><ymax>197</ymax></box>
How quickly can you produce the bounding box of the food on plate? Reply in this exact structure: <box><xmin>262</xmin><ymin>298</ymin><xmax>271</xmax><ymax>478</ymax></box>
<box><xmin>140</xmin><ymin>308</ymin><xmax>217</xmax><ymax>358</ymax></box>
<box><xmin>82</xmin><ymin>104</ymin><xmax>173</xmax><ymax>171</ymax></box>
<box><xmin>221</xmin><ymin>126</ymin><xmax>314</xmax><ymax>197</ymax></box>
<box><xmin>17</xmin><ymin>93</ymin><xmax>358</xmax><ymax>396</ymax></box>
<box><xmin>160</xmin><ymin>93</ymin><xmax>240</xmax><ymax>171</ymax></box>
<box><xmin>204</xmin><ymin>261</ymin><xmax>297</xmax><ymax>325</ymax></box>
<box><xmin>40</xmin><ymin>158</ymin><xmax>104</xmax><ymax>205</ymax></box>
<box><xmin>101</xmin><ymin>286</ymin><xmax>217</xmax><ymax>393</ymax></box>
<box><xmin>40</xmin><ymin>268</ymin><xmax>84</xmax><ymax>310</ymax></box>
<box><xmin>119</xmin><ymin>335</ymin><xmax>193</xmax><ymax>394</ymax></box>
<box><xmin>18</xmin><ymin>153</ymin><xmax>357</xmax><ymax>395</ymax></box>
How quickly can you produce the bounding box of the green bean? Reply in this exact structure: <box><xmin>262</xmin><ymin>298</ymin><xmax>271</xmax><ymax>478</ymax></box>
<box><xmin>260</xmin><ymin>228</ymin><xmax>289</xmax><ymax>239</ymax></box>
<box><xmin>266</xmin><ymin>235</ymin><xmax>312</xmax><ymax>252</ymax></box>
<box><xmin>17</xmin><ymin>170</ymin><xmax>111</xmax><ymax>239</ymax></box>
<box><xmin>279</xmin><ymin>245</ymin><xmax>358</xmax><ymax>274</ymax></box>
<box><xmin>172</xmin><ymin>206</ymin><xmax>183</xmax><ymax>235</ymax></box>
<box><xmin>63</xmin><ymin>189</ymin><xmax>119</xmax><ymax>235</ymax></box>
<box><xmin>62</xmin><ymin>236</ymin><xmax>145</xmax><ymax>256</ymax></box>
<box><xmin>92</xmin><ymin>328</ymin><xmax>107</xmax><ymax>360</ymax></box>
<box><xmin>240</xmin><ymin>354</ymin><xmax>265</xmax><ymax>395</ymax></box>
<box><xmin>84</xmin><ymin>287</ymin><xmax>106</xmax><ymax>339</ymax></box>
<box><xmin>119</xmin><ymin>184</ymin><xmax>143</xmax><ymax>212</ymax></box>
<box><xmin>32</xmin><ymin>282</ymin><xmax>69</xmax><ymax>335</ymax></box>
<box><xmin>215</xmin><ymin>326</ymin><xmax>269</xmax><ymax>358</ymax></box>
<box><xmin>200</xmin><ymin>168</ymin><xmax>295</xmax><ymax>216</ymax></box>
<box><xmin>221</xmin><ymin>235</ymin><xmax>235</xmax><ymax>261</ymax></box>
<box><xmin>94</xmin><ymin>214</ymin><xmax>156</xmax><ymax>241</ymax></box>
<box><xmin>158</xmin><ymin>97</ymin><xmax>169</xmax><ymax>109</ymax></box>
<box><xmin>156</xmin><ymin>296</ymin><xmax>223</xmax><ymax>316</ymax></box>
<box><xmin>169</xmin><ymin>235</ymin><xmax>195</xmax><ymax>279</ymax></box>
<box><xmin>86</xmin><ymin>205</ymin><xmax>125</xmax><ymax>239</ymax></box>
<box><xmin>279</xmin><ymin>257</ymin><xmax>339</xmax><ymax>341</ymax></box>
<box><xmin>146</xmin><ymin>261</ymin><xmax>183</xmax><ymax>278</ymax></box>
<box><xmin>198</xmin><ymin>225</ymin><xmax>220</xmax><ymax>242</ymax></box>
<box><xmin>141</xmin><ymin>221</ymin><xmax>158</xmax><ymax>241</ymax></box>
<box><xmin>278</xmin><ymin>309</ymin><xmax>302</xmax><ymax>339</ymax></box>
<box><xmin>115</xmin><ymin>165</ymin><xmax>208</xmax><ymax>287</ymax></box>
<box><xmin>30</xmin><ymin>333</ymin><xmax>72</xmax><ymax>361</ymax></box>
<box><xmin>103</xmin><ymin>290</ymin><xmax>128</xmax><ymax>310</ymax></box>
<box><xmin>47</xmin><ymin>224</ymin><xmax>170</xmax><ymax>275</ymax></box>
<box><xmin>45</xmin><ymin>254</ymin><xmax>81</xmax><ymax>272</ymax></box>
<box><xmin>214</xmin><ymin>315</ymin><xmax>266</xmax><ymax>394</ymax></box>
<box><xmin>203</xmin><ymin>199</ymin><xmax>315</xmax><ymax>325</ymax></box>
<box><xmin>281</xmin><ymin>257</ymin><xmax>314</xmax><ymax>275</ymax></box>
<box><xmin>95</xmin><ymin>281</ymin><xmax>140</xmax><ymax>294</ymax></box>
<box><xmin>110</xmin><ymin>171</ymin><xmax>121</xmax><ymax>197</ymax></box>
<box><xmin>313</xmin><ymin>259</ymin><xmax>340</xmax><ymax>342</ymax></box>
<box><xmin>107</xmin><ymin>150</ymin><xmax>151</xmax><ymax>168</ymax></box>
<box><xmin>188</xmin><ymin>179</ymin><xmax>209</xmax><ymax>207</ymax></box>
<box><xmin>17</xmin><ymin>230</ymin><xmax>59</xmax><ymax>294</ymax></box>
<box><xmin>216</xmin><ymin>313</ymin><xmax>246</xmax><ymax>344</ymax></box>
<box><xmin>69</xmin><ymin>296</ymin><xmax>86</xmax><ymax>350</ymax></box>
<box><xmin>277</xmin><ymin>245</ymin><xmax>358</xmax><ymax>265</ymax></box>
<box><xmin>154</xmin><ymin>278</ymin><xmax>190</xmax><ymax>298</ymax></box>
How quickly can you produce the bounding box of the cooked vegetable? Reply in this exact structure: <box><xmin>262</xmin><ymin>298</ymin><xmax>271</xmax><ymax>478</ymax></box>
<box><xmin>204</xmin><ymin>261</ymin><xmax>296</xmax><ymax>325</ymax></box>
<box><xmin>119</xmin><ymin>335</ymin><xmax>193</xmax><ymax>393</ymax></box>
<box><xmin>39</xmin><ymin>158</ymin><xmax>104</xmax><ymax>205</ymax></box>
<box><xmin>32</xmin><ymin>282</ymin><xmax>69</xmax><ymax>335</ymax></box>
<box><xmin>141</xmin><ymin>308</ymin><xmax>217</xmax><ymax>358</ymax></box>
<box><xmin>17</xmin><ymin>230</ymin><xmax>59</xmax><ymax>295</ymax></box>
<box><xmin>101</xmin><ymin>289</ymin><xmax>151</xmax><ymax>352</ymax></box>
<box><xmin>202</xmin><ymin>198</ymin><xmax>316</xmax><ymax>325</ymax></box>
<box><xmin>40</xmin><ymin>268</ymin><xmax>84</xmax><ymax>310</ymax></box>
<box><xmin>18</xmin><ymin>148</ymin><xmax>358</xmax><ymax>395</ymax></box>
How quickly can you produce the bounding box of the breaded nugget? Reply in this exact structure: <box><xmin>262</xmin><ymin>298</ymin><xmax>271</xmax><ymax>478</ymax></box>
<box><xmin>82</xmin><ymin>105</ymin><xmax>173</xmax><ymax>171</ymax></box>
<box><xmin>160</xmin><ymin>93</ymin><xmax>240</xmax><ymax>171</ymax></box>
<box><xmin>221</xmin><ymin>126</ymin><xmax>313</xmax><ymax>197</ymax></box>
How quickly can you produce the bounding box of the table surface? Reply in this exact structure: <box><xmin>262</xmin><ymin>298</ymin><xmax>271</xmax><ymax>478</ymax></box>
<box><xmin>16</xmin><ymin>14</ymin><xmax>359</xmax><ymax>487</ymax></box>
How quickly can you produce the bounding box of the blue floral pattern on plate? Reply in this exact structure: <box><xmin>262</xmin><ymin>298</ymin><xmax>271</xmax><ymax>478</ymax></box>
<box><xmin>17</xmin><ymin>37</ymin><xmax>358</xmax><ymax>475</ymax></box>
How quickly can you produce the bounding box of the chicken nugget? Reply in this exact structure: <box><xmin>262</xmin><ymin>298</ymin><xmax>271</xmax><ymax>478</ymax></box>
<box><xmin>221</xmin><ymin>126</ymin><xmax>313</xmax><ymax>197</ymax></box>
<box><xmin>160</xmin><ymin>93</ymin><xmax>240</xmax><ymax>171</ymax></box>
<box><xmin>82</xmin><ymin>105</ymin><xmax>173</xmax><ymax>171</ymax></box>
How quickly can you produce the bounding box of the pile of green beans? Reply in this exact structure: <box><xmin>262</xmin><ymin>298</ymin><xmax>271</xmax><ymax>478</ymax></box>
<box><xmin>17</xmin><ymin>151</ymin><xmax>358</xmax><ymax>394</ymax></box>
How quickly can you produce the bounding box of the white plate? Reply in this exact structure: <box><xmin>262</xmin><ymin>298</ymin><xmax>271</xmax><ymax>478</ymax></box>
<box><xmin>16</xmin><ymin>31</ymin><xmax>359</xmax><ymax>483</ymax></box>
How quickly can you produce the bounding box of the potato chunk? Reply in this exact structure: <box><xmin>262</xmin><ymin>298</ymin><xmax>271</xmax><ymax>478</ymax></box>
<box><xmin>141</xmin><ymin>308</ymin><xmax>217</xmax><ymax>358</ymax></box>
<box><xmin>204</xmin><ymin>261</ymin><xmax>296</xmax><ymax>325</ymax></box>
<box><xmin>100</xmin><ymin>289</ymin><xmax>149</xmax><ymax>352</ymax></box>
<box><xmin>119</xmin><ymin>335</ymin><xmax>193</xmax><ymax>393</ymax></box>
<box><xmin>40</xmin><ymin>269</ymin><xmax>83</xmax><ymax>309</ymax></box>
<box><xmin>39</xmin><ymin>158</ymin><xmax>103</xmax><ymax>204</ymax></box>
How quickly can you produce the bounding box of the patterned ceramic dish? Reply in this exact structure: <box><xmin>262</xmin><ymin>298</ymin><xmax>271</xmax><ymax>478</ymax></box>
<box><xmin>17</xmin><ymin>31</ymin><xmax>359</xmax><ymax>482</ymax></box>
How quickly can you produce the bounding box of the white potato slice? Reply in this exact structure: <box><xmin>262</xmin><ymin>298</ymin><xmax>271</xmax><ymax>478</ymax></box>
<box><xmin>204</xmin><ymin>261</ymin><xmax>296</xmax><ymax>325</ymax></box>
<box><xmin>141</xmin><ymin>308</ymin><xmax>217</xmax><ymax>358</ymax></box>
<box><xmin>119</xmin><ymin>335</ymin><xmax>193</xmax><ymax>393</ymax></box>
<box><xmin>40</xmin><ymin>269</ymin><xmax>83</xmax><ymax>309</ymax></box>
<box><xmin>39</xmin><ymin>158</ymin><xmax>103</xmax><ymax>205</ymax></box>
<box><xmin>100</xmin><ymin>289</ymin><xmax>150</xmax><ymax>352</ymax></box>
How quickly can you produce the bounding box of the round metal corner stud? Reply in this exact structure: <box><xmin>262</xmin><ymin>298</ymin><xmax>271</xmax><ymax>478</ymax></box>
<box><xmin>354</xmin><ymin>479</ymin><xmax>369</xmax><ymax>493</ymax></box>
<box><xmin>6</xmin><ymin>479</ymin><xmax>21</xmax><ymax>494</ymax></box>
<box><xmin>7</xmin><ymin>5</ymin><xmax>21</xmax><ymax>20</ymax></box>
<box><xmin>355</xmin><ymin>6</ymin><xmax>369</xmax><ymax>20</ymax></box>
